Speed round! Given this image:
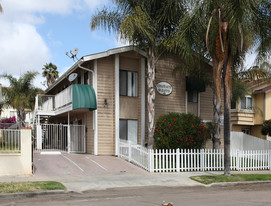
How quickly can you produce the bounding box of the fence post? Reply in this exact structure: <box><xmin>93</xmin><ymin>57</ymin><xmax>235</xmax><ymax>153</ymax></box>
<box><xmin>269</xmin><ymin>150</ymin><xmax>271</xmax><ymax>171</ymax></box>
<box><xmin>200</xmin><ymin>149</ymin><xmax>204</xmax><ymax>171</ymax></box>
<box><xmin>148</xmin><ymin>149</ymin><xmax>153</xmax><ymax>172</ymax></box>
<box><xmin>36</xmin><ymin>125</ymin><xmax>42</xmax><ymax>150</ymax></box>
<box><xmin>128</xmin><ymin>141</ymin><xmax>132</xmax><ymax>162</ymax></box>
<box><xmin>236</xmin><ymin>150</ymin><xmax>240</xmax><ymax>171</ymax></box>
<box><xmin>67</xmin><ymin>125</ymin><xmax>71</xmax><ymax>153</ymax></box>
<box><xmin>176</xmin><ymin>148</ymin><xmax>180</xmax><ymax>172</ymax></box>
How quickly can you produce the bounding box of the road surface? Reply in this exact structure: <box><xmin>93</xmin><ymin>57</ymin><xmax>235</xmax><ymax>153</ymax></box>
<box><xmin>1</xmin><ymin>183</ymin><xmax>271</xmax><ymax>206</ymax></box>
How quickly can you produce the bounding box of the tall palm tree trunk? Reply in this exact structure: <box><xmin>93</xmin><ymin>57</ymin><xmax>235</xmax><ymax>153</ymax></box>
<box><xmin>213</xmin><ymin>89</ymin><xmax>221</xmax><ymax>149</ymax></box>
<box><xmin>147</xmin><ymin>49</ymin><xmax>156</xmax><ymax>148</ymax></box>
<box><xmin>223</xmin><ymin>53</ymin><xmax>232</xmax><ymax>175</ymax></box>
<box><xmin>212</xmin><ymin>57</ymin><xmax>223</xmax><ymax>149</ymax></box>
<box><xmin>17</xmin><ymin>109</ymin><xmax>26</xmax><ymax>127</ymax></box>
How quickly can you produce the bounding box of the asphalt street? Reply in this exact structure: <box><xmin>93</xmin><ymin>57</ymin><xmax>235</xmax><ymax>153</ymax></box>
<box><xmin>1</xmin><ymin>183</ymin><xmax>271</xmax><ymax>206</ymax></box>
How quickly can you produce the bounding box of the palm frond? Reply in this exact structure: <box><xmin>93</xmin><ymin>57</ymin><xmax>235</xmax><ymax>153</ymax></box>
<box><xmin>90</xmin><ymin>8</ymin><xmax>122</xmax><ymax>33</ymax></box>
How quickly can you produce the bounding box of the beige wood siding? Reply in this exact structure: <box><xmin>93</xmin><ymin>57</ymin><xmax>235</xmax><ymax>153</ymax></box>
<box><xmin>85</xmin><ymin>111</ymin><xmax>94</xmax><ymax>154</ymax></box>
<box><xmin>187</xmin><ymin>102</ymin><xmax>198</xmax><ymax>115</ymax></box>
<box><xmin>155</xmin><ymin>57</ymin><xmax>186</xmax><ymax>117</ymax></box>
<box><xmin>265</xmin><ymin>91</ymin><xmax>271</xmax><ymax>120</ymax></box>
<box><xmin>97</xmin><ymin>56</ymin><xmax>115</xmax><ymax>155</ymax></box>
<box><xmin>200</xmin><ymin>86</ymin><xmax>213</xmax><ymax>120</ymax></box>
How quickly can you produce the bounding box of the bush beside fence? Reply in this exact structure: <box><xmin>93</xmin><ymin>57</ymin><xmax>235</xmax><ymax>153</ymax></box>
<box><xmin>119</xmin><ymin>140</ymin><xmax>271</xmax><ymax>173</ymax></box>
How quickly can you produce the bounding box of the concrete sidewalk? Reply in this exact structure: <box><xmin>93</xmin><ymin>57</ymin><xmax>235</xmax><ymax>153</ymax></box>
<box><xmin>1</xmin><ymin>170</ymin><xmax>270</xmax><ymax>193</ymax></box>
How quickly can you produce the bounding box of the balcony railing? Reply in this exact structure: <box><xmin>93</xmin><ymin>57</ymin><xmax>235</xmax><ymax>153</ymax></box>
<box><xmin>35</xmin><ymin>85</ymin><xmax>72</xmax><ymax>113</ymax></box>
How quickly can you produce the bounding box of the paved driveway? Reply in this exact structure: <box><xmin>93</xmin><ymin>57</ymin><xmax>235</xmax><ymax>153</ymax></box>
<box><xmin>33</xmin><ymin>151</ymin><xmax>147</xmax><ymax>177</ymax></box>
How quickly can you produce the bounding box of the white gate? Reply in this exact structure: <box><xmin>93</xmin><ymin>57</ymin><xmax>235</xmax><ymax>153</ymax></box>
<box><xmin>35</xmin><ymin>124</ymin><xmax>86</xmax><ymax>153</ymax></box>
<box><xmin>70</xmin><ymin>125</ymin><xmax>86</xmax><ymax>153</ymax></box>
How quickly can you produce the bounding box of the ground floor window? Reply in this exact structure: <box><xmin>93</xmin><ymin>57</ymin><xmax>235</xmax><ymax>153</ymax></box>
<box><xmin>242</xmin><ymin>128</ymin><xmax>250</xmax><ymax>135</ymax></box>
<box><xmin>119</xmin><ymin>119</ymin><xmax>138</xmax><ymax>144</ymax></box>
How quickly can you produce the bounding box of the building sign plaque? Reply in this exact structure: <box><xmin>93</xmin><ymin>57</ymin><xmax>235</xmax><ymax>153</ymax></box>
<box><xmin>156</xmin><ymin>82</ymin><xmax>172</xmax><ymax>96</ymax></box>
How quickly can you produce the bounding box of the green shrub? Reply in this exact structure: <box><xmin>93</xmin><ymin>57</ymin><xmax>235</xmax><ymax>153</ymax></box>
<box><xmin>154</xmin><ymin>113</ymin><xmax>210</xmax><ymax>150</ymax></box>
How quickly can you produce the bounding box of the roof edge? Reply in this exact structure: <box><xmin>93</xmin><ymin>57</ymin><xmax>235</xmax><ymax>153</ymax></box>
<box><xmin>46</xmin><ymin>46</ymin><xmax>146</xmax><ymax>93</ymax></box>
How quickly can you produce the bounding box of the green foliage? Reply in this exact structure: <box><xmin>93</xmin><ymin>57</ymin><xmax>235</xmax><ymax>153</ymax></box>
<box><xmin>191</xmin><ymin>174</ymin><xmax>271</xmax><ymax>185</ymax></box>
<box><xmin>261</xmin><ymin>119</ymin><xmax>271</xmax><ymax>136</ymax></box>
<box><xmin>0</xmin><ymin>181</ymin><xmax>66</xmax><ymax>193</ymax></box>
<box><xmin>1</xmin><ymin>72</ymin><xmax>40</xmax><ymax>125</ymax></box>
<box><xmin>42</xmin><ymin>62</ymin><xmax>59</xmax><ymax>88</ymax></box>
<box><xmin>231</xmin><ymin>78</ymin><xmax>251</xmax><ymax>104</ymax></box>
<box><xmin>154</xmin><ymin>113</ymin><xmax>210</xmax><ymax>150</ymax></box>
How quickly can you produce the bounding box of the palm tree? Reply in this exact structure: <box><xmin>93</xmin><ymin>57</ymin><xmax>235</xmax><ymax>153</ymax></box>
<box><xmin>42</xmin><ymin>63</ymin><xmax>59</xmax><ymax>88</ymax></box>
<box><xmin>174</xmin><ymin>0</ymin><xmax>271</xmax><ymax>175</ymax></box>
<box><xmin>1</xmin><ymin>72</ymin><xmax>39</xmax><ymax>126</ymax></box>
<box><xmin>0</xmin><ymin>1</ymin><xmax>3</xmax><ymax>13</ymax></box>
<box><xmin>91</xmin><ymin>0</ymin><xmax>185</xmax><ymax>148</ymax></box>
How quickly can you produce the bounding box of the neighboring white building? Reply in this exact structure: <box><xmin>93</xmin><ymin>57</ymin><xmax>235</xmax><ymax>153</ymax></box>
<box><xmin>0</xmin><ymin>106</ymin><xmax>33</xmax><ymax>126</ymax></box>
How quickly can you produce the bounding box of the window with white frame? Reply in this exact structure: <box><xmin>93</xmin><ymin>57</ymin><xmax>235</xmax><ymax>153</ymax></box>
<box><xmin>119</xmin><ymin>119</ymin><xmax>138</xmax><ymax>144</ymax></box>
<box><xmin>241</xmin><ymin>96</ymin><xmax>252</xmax><ymax>110</ymax></box>
<box><xmin>120</xmin><ymin>70</ymin><xmax>138</xmax><ymax>97</ymax></box>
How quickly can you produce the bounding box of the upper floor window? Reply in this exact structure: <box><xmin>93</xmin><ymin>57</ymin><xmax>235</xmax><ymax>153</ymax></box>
<box><xmin>188</xmin><ymin>90</ymin><xmax>198</xmax><ymax>103</ymax></box>
<box><xmin>77</xmin><ymin>75</ymin><xmax>81</xmax><ymax>84</ymax></box>
<box><xmin>241</xmin><ymin>96</ymin><xmax>252</xmax><ymax>110</ymax></box>
<box><xmin>84</xmin><ymin>71</ymin><xmax>89</xmax><ymax>85</ymax></box>
<box><xmin>120</xmin><ymin>70</ymin><xmax>138</xmax><ymax>97</ymax></box>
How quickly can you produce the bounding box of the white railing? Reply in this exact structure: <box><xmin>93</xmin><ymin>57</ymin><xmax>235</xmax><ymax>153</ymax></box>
<box><xmin>55</xmin><ymin>86</ymin><xmax>72</xmax><ymax>109</ymax></box>
<box><xmin>0</xmin><ymin>129</ymin><xmax>21</xmax><ymax>153</ymax></box>
<box><xmin>35</xmin><ymin>85</ymin><xmax>72</xmax><ymax>113</ymax></box>
<box><xmin>41</xmin><ymin>96</ymin><xmax>54</xmax><ymax>111</ymax></box>
<box><xmin>119</xmin><ymin>140</ymin><xmax>271</xmax><ymax>173</ymax></box>
<box><xmin>119</xmin><ymin>140</ymin><xmax>149</xmax><ymax>171</ymax></box>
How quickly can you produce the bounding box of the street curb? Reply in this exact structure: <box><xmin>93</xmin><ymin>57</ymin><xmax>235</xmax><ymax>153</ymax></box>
<box><xmin>0</xmin><ymin>190</ymin><xmax>74</xmax><ymax>199</ymax></box>
<box><xmin>206</xmin><ymin>181</ymin><xmax>271</xmax><ymax>187</ymax></box>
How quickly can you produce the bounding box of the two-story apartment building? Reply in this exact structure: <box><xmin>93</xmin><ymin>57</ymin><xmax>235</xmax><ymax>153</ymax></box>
<box><xmin>34</xmin><ymin>46</ymin><xmax>214</xmax><ymax>155</ymax></box>
<box><xmin>231</xmin><ymin>79</ymin><xmax>271</xmax><ymax>140</ymax></box>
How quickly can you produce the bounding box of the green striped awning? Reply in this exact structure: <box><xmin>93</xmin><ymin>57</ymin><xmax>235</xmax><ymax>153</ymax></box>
<box><xmin>72</xmin><ymin>84</ymin><xmax>97</xmax><ymax>110</ymax></box>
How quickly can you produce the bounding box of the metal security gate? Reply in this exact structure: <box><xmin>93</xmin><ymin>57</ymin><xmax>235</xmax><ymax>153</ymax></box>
<box><xmin>35</xmin><ymin>124</ymin><xmax>86</xmax><ymax>153</ymax></box>
<box><xmin>70</xmin><ymin>125</ymin><xmax>86</xmax><ymax>153</ymax></box>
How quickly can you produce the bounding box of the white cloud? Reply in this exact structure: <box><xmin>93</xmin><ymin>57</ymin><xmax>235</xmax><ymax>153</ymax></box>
<box><xmin>83</xmin><ymin>0</ymin><xmax>109</xmax><ymax>11</ymax></box>
<box><xmin>0</xmin><ymin>20</ymin><xmax>51</xmax><ymax>76</ymax></box>
<box><xmin>0</xmin><ymin>0</ymin><xmax>110</xmax><ymax>89</ymax></box>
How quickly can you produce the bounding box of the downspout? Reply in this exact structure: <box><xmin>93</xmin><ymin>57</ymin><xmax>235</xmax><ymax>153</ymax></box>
<box><xmin>77</xmin><ymin>61</ymin><xmax>94</xmax><ymax>86</ymax></box>
<box><xmin>76</xmin><ymin>60</ymin><xmax>98</xmax><ymax>155</ymax></box>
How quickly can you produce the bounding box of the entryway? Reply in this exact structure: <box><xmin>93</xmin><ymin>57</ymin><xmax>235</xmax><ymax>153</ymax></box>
<box><xmin>34</xmin><ymin>124</ymin><xmax>86</xmax><ymax>153</ymax></box>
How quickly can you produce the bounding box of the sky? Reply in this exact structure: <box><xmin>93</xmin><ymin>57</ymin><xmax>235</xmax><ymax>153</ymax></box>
<box><xmin>0</xmin><ymin>0</ymin><xmax>126</xmax><ymax>89</ymax></box>
<box><xmin>0</xmin><ymin>0</ymin><xmax>260</xmax><ymax>90</ymax></box>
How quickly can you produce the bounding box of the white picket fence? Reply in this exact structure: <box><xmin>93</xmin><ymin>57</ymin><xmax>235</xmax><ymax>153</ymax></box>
<box><xmin>119</xmin><ymin>140</ymin><xmax>271</xmax><ymax>173</ymax></box>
